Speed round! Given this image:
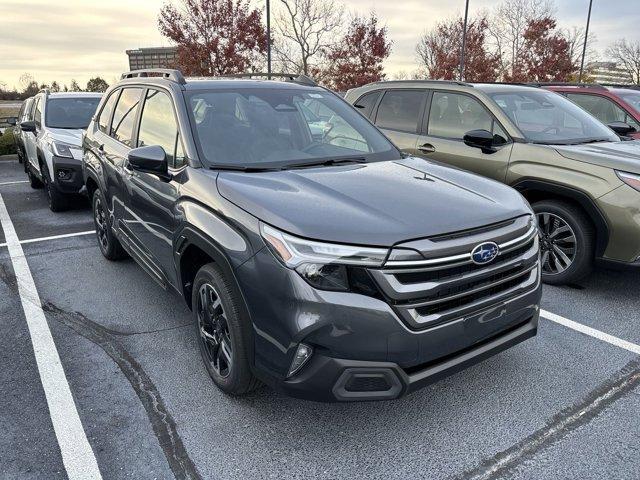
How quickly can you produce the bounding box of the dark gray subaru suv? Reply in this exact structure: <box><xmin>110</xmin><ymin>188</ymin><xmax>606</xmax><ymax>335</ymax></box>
<box><xmin>82</xmin><ymin>69</ymin><xmax>541</xmax><ymax>402</ymax></box>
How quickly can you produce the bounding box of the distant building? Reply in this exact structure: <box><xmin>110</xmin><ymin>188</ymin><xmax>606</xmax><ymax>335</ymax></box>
<box><xmin>126</xmin><ymin>47</ymin><xmax>178</xmax><ymax>71</ymax></box>
<box><xmin>587</xmin><ymin>62</ymin><xmax>633</xmax><ymax>85</ymax></box>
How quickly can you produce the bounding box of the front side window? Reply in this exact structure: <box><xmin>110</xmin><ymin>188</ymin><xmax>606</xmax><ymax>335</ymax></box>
<box><xmin>566</xmin><ymin>93</ymin><xmax>640</xmax><ymax>130</ymax></box>
<box><xmin>110</xmin><ymin>88</ymin><xmax>143</xmax><ymax>146</ymax></box>
<box><xmin>186</xmin><ymin>88</ymin><xmax>398</xmax><ymax>168</ymax></box>
<box><xmin>428</xmin><ymin>92</ymin><xmax>508</xmax><ymax>143</ymax></box>
<box><xmin>353</xmin><ymin>91</ymin><xmax>381</xmax><ymax>119</ymax></box>
<box><xmin>45</xmin><ymin>97</ymin><xmax>101</xmax><ymax>129</ymax></box>
<box><xmin>98</xmin><ymin>91</ymin><xmax>119</xmax><ymax>134</ymax></box>
<box><xmin>33</xmin><ymin>97</ymin><xmax>42</xmax><ymax>128</ymax></box>
<box><xmin>137</xmin><ymin>89</ymin><xmax>182</xmax><ymax>168</ymax></box>
<box><xmin>490</xmin><ymin>90</ymin><xmax>619</xmax><ymax>145</ymax></box>
<box><xmin>375</xmin><ymin>90</ymin><xmax>424</xmax><ymax>133</ymax></box>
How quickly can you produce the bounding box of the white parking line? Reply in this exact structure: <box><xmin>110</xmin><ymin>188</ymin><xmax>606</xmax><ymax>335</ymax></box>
<box><xmin>0</xmin><ymin>230</ymin><xmax>95</xmax><ymax>248</ymax></box>
<box><xmin>541</xmin><ymin>309</ymin><xmax>640</xmax><ymax>355</ymax></box>
<box><xmin>0</xmin><ymin>180</ymin><xmax>29</xmax><ymax>186</ymax></box>
<box><xmin>0</xmin><ymin>194</ymin><xmax>102</xmax><ymax>479</ymax></box>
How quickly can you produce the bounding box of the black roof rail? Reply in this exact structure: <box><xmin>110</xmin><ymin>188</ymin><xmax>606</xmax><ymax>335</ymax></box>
<box><xmin>371</xmin><ymin>79</ymin><xmax>472</xmax><ymax>87</ymax></box>
<box><xmin>226</xmin><ymin>72</ymin><xmax>318</xmax><ymax>87</ymax></box>
<box><xmin>527</xmin><ymin>82</ymin><xmax>606</xmax><ymax>89</ymax></box>
<box><xmin>121</xmin><ymin>69</ymin><xmax>186</xmax><ymax>85</ymax></box>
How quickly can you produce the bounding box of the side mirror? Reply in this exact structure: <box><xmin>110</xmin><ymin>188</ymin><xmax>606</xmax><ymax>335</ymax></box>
<box><xmin>608</xmin><ymin>121</ymin><xmax>636</xmax><ymax>137</ymax></box>
<box><xmin>7</xmin><ymin>117</ymin><xmax>17</xmax><ymax>126</ymax></box>
<box><xmin>20</xmin><ymin>120</ymin><xmax>36</xmax><ymax>132</ymax></box>
<box><xmin>463</xmin><ymin>129</ymin><xmax>496</xmax><ymax>154</ymax></box>
<box><xmin>127</xmin><ymin>145</ymin><xmax>171</xmax><ymax>180</ymax></box>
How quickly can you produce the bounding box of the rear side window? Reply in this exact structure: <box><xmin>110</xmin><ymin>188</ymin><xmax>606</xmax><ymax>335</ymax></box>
<box><xmin>98</xmin><ymin>91</ymin><xmax>119</xmax><ymax>134</ymax></box>
<box><xmin>110</xmin><ymin>88</ymin><xmax>143</xmax><ymax>146</ymax></box>
<box><xmin>137</xmin><ymin>89</ymin><xmax>184</xmax><ymax>168</ymax></box>
<box><xmin>375</xmin><ymin>90</ymin><xmax>425</xmax><ymax>133</ymax></box>
<box><xmin>428</xmin><ymin>92</ymin><xmax>508</xmax><ymax>143</ymax></box>
<box><xmin>353</xmin><ymin>91</ymin><xmax>381</xmax><ymax>119</ymax></box>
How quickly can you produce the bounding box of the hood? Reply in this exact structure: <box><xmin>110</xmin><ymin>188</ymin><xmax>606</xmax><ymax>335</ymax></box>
<box><xmin>217</xmin><ymin>157</ymin><xmax>532</xmax><ymax>246</ymax></box>
<box><xmin>47</xmin><ymin>128</ymin><xmax>84</xmax><ymax>147</ymax></box>
<box><xmin>555</xmin><ymin>140</ymin><xmax>640</xmax><ymax>174</ymax></box>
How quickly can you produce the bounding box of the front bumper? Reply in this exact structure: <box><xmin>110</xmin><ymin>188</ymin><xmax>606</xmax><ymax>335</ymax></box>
<box><xmin>235</xmin><ymin>246</ymin><xmax>542</xmax><ymax>402</ymax></box>
<box><xmin>597</xmin><ymin>184</ymin><xmax>640</xmax><ymax>264</ymax></box>
<box><xmin>51</xmin><ymin>156</ymin><xmax>84</xmax><ymax>193</ymax></box>
<box><xmin>282</xmin><ymin>315</ymin><xmax>538</xmax><ymax>402</ymax></box>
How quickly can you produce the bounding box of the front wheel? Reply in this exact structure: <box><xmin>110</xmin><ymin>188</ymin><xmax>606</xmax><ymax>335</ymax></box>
<box><xmin>26</xmin><ymin>166</ymin><xmax>42</xmax><ymax>189</ymax></box>
<box><xmin>533</xmin><ymin>200</ymin><xmax>594</xmax><ymax>285</ymax></box>
<box><xmin>192</xmin><ymin>263</ymin><xmax>260</xmax><ymax>395</ymax></box>
<box><xmin>42</xmin><ymin>166</ymin><xmax>67</xmax><ymax>212</ymax></box>
<box><xmin>92</xmin><ymin>189</ymin><xmax>127</xmax><ymax>260</ymax></box>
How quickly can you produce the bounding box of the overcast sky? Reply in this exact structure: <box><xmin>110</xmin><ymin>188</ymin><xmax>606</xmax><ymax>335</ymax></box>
<box><xmin>0</xmin><ymin>0</ymin><xmax>637</xmax><ymax>90</ymax></box>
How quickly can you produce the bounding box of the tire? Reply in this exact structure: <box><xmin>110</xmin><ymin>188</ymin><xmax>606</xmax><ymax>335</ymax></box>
<box><xmin>532</xmin><ymin>200</ymin><xmax>594</xmax><ymax>285</ymax></box>
<box><xmin>26</xmin><ymin>165</ymin><xmax>42</xmax><ymax>189</ymax></box>
<box><xmin>42</xmin><ymin>165</ymin><xmax>67</xmax><ymax>212</ymax></box>
<box><xmin>192</xmin><ymin>263</ymin><xmax>260</xmax><ymax>395</ymax></box>
<box><xmin>92</xmin><ymin>189</ymin><xmax>128</xmax><ymax>261</ymax></box>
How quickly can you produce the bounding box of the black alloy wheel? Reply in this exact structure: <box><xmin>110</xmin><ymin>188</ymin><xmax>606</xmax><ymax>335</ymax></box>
<box><xmin>197</xmin><ymin>283</ymin><xmax>233</xmax><ymax>378</ymax></box>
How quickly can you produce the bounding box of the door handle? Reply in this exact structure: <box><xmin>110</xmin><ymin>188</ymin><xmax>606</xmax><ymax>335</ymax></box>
<box><xmin>418</xmin><ymin>143</ymin><xmax>436</xmax><ymax>154</ymax></box>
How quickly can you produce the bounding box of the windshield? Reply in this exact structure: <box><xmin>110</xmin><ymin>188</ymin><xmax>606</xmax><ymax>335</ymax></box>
<box><xmin>186</xmin><ymin>88</ymin><xmax>399</xmax><ymax>168</ymax></box>
<box><xmin>45</xmin><ymin>97</ymin><xmax>101</xmax><ymax>129</ymax></box>
<box><xmin>489</xmin><ymin>90</ymin><xmax>618</xmax><ymax>144</ymax></box>
<box><xmin>617</xmin><ymin>91</ymin><xmax>640</xmax><ymax>112</ymax></box>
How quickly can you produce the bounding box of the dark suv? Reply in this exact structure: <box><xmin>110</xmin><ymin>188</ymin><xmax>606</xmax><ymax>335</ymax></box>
<box><xmin>82</xmin><ymin>69</ymin><xmax>541</xmax><ymax>402</ymax></box>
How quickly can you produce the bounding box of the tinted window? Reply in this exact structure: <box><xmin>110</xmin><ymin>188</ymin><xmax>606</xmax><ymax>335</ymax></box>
<box><xmin>45</xmin><ymin>97</ymin><xmax>101</xmax><ymax>129</ymax></box>
<box><xmin>187</xmin><ymin>88</ymin><xmax>397</xmax><ymax>168</ymax></box>
<box><xmin>617</xmin><ymin>91</ymin><xmax>640</xmax><ymax>111</ymax></box>
<box><xmin>375</xmin><ymin>90</ymin><xmax>424</xmax><ymax>133</ymax></box>
<box><xmin>138</xmin><ymin>89</ymin><xmax>181</xmax><ymax>167</ymax></box>
<box><xmin>110</xmin><ymin>88</ymin><xmax>142</xmax><ymax>146</ymax></box>
<box><xmin>566</xmin><ymin>93</ymin><xmax>640</xmax><ymax>130</ymax></box>
<box><xmin>98</xmin><ymin>91</ymin><xmax>119</xmax><ymax>134</ymax></box>
<box><xmin>17</xmin><ymin>102</ymin><xmax>26</xmax><ymax>121</ymax></box>
<box><xmin>490</xmin><ymin>90</ymin><xmax>618</xmax><ymax>144</ymax></box>
<box><xmin>428</xmin><ymin>92</ymin><xmax>507</xmax><ymax>142</ymax></box>
<box><xmin>354</xmin><ymin>91</ymin><xmax>381</xmax><ymax>119</ymax></box>
<box><xmin>33</xmin><ymin>97</ymin><xmax>42</xmax><ymax>128</ymax></box>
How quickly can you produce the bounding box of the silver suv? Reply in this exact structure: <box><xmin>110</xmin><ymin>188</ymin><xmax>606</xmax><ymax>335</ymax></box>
<box><xmin>20</xmin><ymin>90</ymin><xmax>101</xmax><ymax>211</ymax></box>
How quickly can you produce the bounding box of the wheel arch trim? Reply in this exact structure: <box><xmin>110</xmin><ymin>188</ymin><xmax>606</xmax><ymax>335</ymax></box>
<box><xmin>511</xmin><ymin>178</ymin><xmax>610</xmax><ymax>258</ymax></box>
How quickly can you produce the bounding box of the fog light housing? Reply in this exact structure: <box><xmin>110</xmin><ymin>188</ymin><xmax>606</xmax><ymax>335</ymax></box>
<box><xmin>57</xmin><ymin>169</ymin><xmax>71</xmax><ymax>180</ymax></box>
<box><xmin>287</xmin><ymin>343</ymin><xmax>313</xmax><ymax>378</ymax></box>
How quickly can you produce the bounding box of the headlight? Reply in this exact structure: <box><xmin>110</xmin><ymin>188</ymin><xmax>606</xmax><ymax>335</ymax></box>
<box><xmin>50</xmin><ymin>141</ymin><xmax>76</xmax><ymax>158</ymax></box>
<box><xmin>616</xmin><ymin>170</ymin><xmax>640</xmax><ymax>192</ymax></box>
<box><xmin>260</xmin><ymin>223</ymin><xmax>388</xmax><ymax>268</ymax></box>
<box><xmin>260</xmin><ymin>223</ymin><xmax>388</xmax><ymax>292</ymax></box>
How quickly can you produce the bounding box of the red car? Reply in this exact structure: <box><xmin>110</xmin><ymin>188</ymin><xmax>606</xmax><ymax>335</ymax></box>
<box><xmin>541</xmin><ymin>84</ymin><xmax>640</xmax><ymax>139</ymax></box>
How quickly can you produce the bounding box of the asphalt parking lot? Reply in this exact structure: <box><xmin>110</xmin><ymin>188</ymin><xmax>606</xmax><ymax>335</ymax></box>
<box><xmin>0</xmin><ymin>155</ymin><xmax>639</xmax><ymax>480</ymax></box>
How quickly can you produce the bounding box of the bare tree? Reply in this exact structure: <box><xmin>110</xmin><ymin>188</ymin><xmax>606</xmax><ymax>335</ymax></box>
<box><xmin>606</xmin><ymin>39</ymin><xmax>640</xmax><ymax>84</ymax></box>
<box><xmin>488</xmin><ymin>0</ymin><xmax>554</xmax><ymax>78</ymax></box>
<box><xmin>564</xmin><ymin>26</ymin><xmax>597</xmax><ymax>69</ymax></box>
<box><xmin>274</xmin><ymin>0</ymin><xmax>344</xmax><ymax>75</ymax></box>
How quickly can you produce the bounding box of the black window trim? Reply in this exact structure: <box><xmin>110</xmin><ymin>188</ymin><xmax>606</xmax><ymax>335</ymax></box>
<box><xmin>108</xmin><ymin>87</ymin><xmax>145</xmax><ymax>148</ymax></box>
<box><xmin>423</xmin><ymin>89</ymin><xmax>513</xmax><ymax>145</ymax></box>
<box><xmin>372</xmin><ymin>88</ymin><xmax>429</xmax><ymax>135</ymax></box>
<box><xmin>96</xmin><ymin>88</ymin><xmax>122</xmax><ymax>136</ymax></box>
<box><xmin>136</xmin><ymin>86</ymin><xmax>188</xmax><ymax>171</ymax></box>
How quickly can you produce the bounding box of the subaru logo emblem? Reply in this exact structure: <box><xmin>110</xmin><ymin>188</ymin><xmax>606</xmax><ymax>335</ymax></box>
<box><xmin>471</xmin><ymin>242</ymin><xmax>499</xmax><ymax>265</ymax></box>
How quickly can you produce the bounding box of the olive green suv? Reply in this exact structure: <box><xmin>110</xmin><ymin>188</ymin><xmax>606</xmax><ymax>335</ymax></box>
<box><xmin>345</xmin><ymin>81</ymin><xmax>640</xmax><ymax>285</ymax></box>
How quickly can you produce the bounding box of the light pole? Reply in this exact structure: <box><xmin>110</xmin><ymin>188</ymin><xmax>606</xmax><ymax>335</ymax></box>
<box><xmin>459</xmin><ymin>0</ymin><xmax>470</xmax><ymax>81</ymax></box>
<box><xmin>579</xmin><ymin>0</ymin><xmax>594</xmax><ymax>83</ymax></box>
<box><xmin>266</xmin><ymin>0</ymin><xmax>272</xmax><ymax>79</ymax></box>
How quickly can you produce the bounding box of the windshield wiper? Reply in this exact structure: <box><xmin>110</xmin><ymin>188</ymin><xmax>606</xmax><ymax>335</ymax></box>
<box><xmin>208</xmin><ymin>164</ymin><xmax>281</xmax><ymax>172</ymax></box>
<box><xmin>284</xmin><ymin>157</ymin><xmax>368</xmax><ymax>170</ymax></box>
<box><xmin>567</xmin><ymin>138</ymin><xmax>612</xmax><ymax>145</ymax></box>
